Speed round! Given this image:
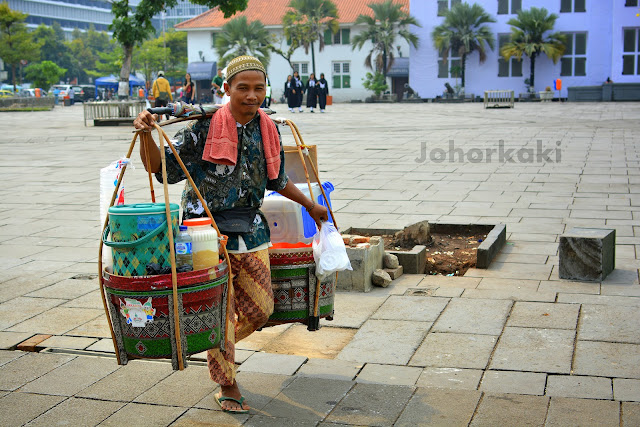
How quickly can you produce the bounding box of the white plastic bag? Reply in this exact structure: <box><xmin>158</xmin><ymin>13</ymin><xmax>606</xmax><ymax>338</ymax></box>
<box><xmin>100</xmin><ymin>157</ymin><xmax>132</xmax><ymax>269</ymax></box>
<box><xmin>312</xmin><ymin>221</ymin><xmax>352</xmax><ymax>279</ymax></box>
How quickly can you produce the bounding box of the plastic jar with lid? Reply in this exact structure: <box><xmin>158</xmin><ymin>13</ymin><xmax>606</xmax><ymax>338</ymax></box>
<box><xmin>183</xmin><ymin>217</ymin><xmax>219</xmax><ymax>270</ymax></box>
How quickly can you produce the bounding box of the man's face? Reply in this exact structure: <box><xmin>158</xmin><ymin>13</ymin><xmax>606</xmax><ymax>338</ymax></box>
<box><xmin>224</xmin><ymin>70</ymin><xmax>266</xmax><ymax>122</ymax></box>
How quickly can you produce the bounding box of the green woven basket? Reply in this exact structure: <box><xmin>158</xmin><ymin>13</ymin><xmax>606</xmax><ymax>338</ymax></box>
<box><xmin>104</xmin><ymin>203</ymin><xmax>180</xmax><ymax>276</ymax></box>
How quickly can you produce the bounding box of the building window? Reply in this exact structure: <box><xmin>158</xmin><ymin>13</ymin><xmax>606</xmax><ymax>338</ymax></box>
<box><xmin>560</xmin><ymin>0</ymin><xmax>586</xmax><ymax>12</ymax></box>
<box><xmin>211</xmin><ymin>33</ymin><xmax>216</xmax><ymax>48</ymax></box>
<box><xmin>497</xmin><ymin>0</ymin><xmax>522</xmax><ymax>15</ymax></box>
<box><xmin>622</xmin><ymin>28</ymin><xmax>640</xmax><ymax>75</ymax></box>
<box><xmin>625</xmin><ymin>0</ymin><xmax>638</xmax><ymax>6</ymax></box>
<box><xmin>325</xmin><ymin>28</ymin><xmax>351</xmax><ymax>45</ymax></box>
<box><xmin>437</xmin><ymin>50</ymin><xmax>461</xmax><ymax>79</ymax></box>
<box><xmin>437</xmin><ymin>0</ymin><xmax>462</xmax><ymax>17</ymax></box>
<box><xmin>332</xmin><ymin>61</ymin><xmax>350</xmax><ymax>89</ymax></box>
<box><xmin>292</xmin><ymin>62</ymin><xmax>310</xmax><ymax>83</ymax></box>
<box><xmin>497</xmin><ymin>34</ymin><xmax>523</xmax><ymax>77</ymax></box>
<box><xmin>560</xmin><ymin>32</ymin><xmax>587</xmax><ymax>76</ymax></box>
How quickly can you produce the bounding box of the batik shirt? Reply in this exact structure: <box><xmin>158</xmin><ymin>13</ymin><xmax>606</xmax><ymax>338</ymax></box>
<box><xmin>156</xmin><ymin>114</ymin><xmax>289</xmax><ymax>251</ymax></box>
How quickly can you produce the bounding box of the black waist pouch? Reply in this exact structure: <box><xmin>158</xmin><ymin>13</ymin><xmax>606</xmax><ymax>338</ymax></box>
<box><xmin>212</xmin><ymin>207</ymin><xmax>258</xmax><ymax>235</ymax></box>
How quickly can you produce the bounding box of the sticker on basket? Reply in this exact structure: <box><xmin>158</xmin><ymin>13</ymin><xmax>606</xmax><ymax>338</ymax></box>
<box><xmin>120</xmin><ymin>297</ymin><xmax>155</xmax><ymax>327</ymax></box>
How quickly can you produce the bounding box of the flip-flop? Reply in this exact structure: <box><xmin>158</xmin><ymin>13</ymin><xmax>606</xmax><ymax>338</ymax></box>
<box><xmin>214</xmin><ymin>392</ymin><xmax>249</xmax><ymax>414</ymax></box>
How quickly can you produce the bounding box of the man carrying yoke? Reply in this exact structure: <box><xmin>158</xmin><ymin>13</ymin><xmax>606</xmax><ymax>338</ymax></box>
<box><xmin>133</xmin><ymin>55</ymin><xmax>328</xmax><ymax>414</ymax></box>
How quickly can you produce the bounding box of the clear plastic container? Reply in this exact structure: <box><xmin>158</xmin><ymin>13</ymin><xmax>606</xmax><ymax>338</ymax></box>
<box><xmin>183</xmin><ymin>217</ymin><xmax>219</xmax><ymax>270</ymax></box>
<box><xmin>174</xmin><ymin>225</ymin><xmax>193</xmax><ymax>268</ymax></box>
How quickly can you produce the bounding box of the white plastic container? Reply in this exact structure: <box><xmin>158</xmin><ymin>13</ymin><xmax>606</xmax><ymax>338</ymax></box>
<box><xmin>262</xmin><ymin>182</ymin><xmax>334</xmax><ymax>244</ymax></box>
<box><xmin>183</xmin><ymin>217</ymin><xmax>219</xmax><ymax>271</ymax></box>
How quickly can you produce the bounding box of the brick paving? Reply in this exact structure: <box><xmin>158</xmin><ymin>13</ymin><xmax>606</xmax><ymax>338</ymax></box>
<box><xmin>0</xmin><ymin>101</ymin><xmax>639</xmax><ymax>425</ymax></box>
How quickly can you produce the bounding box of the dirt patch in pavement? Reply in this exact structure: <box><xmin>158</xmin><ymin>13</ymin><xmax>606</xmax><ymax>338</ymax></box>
<box><xmin>358</xmin><ymin>224</ymin><xmax>489</xmax><ymax>276</ymax></box>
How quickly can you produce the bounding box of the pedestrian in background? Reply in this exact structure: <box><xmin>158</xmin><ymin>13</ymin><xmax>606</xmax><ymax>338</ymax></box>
<box><xmin>318</xmin><ymin>73</ymin><xmax>329</xmax><ymax>113</ymax></box>
<box><xmin>306</xmin><ymin>73</ymin><xmax>318</xmax><ymax>113</ymax></box>
<box><xmin>292</xmin><ymin>71</ymin><xmax>304</xmax><ymax>113</ymax></box>
<box><xmin>284</xmin><ymin>75</ymin><xmax>295</xmax><ymax>113</ymax></box>
<box><xmin>212</xmin><ymin>68</ymin><xmax>224</xmax><ymax>104</ymax></box>
<box><xmin>183</xmin><ymin>73</ymin><xmax>195</xmax><ymax>104</ymax></box>
<box><xmin>68</xmin><ymin>87</ymin><xmax>75</xmax><ymax>105</ymax></box>
<box><xmin>152</xmin><ymin>70</ymin><xmax>173</xmax><ymax>120</ymax></box>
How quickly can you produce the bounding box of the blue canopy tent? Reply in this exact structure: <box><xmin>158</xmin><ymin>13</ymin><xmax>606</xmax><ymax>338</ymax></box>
<box><xmin>94</xmin><ymin>74</ymin><xmax>146</xmax><ymax>98</ymax></box>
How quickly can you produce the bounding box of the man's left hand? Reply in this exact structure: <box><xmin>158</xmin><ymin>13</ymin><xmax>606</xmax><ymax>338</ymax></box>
<box><xmin>309</xmin><ymin>203</ymin><xmax>328</xmax><ymax>228</ymax></box>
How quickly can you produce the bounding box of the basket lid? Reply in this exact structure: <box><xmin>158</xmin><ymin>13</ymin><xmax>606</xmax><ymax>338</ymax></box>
<box><xmin>108</xmin><ymin>203</ymin><xmax>180</xmax><ymax>215</ymax></box>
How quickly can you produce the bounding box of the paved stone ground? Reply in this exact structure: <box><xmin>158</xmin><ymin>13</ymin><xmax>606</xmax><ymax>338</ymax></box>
<box><xmin>0</xmin><ymin>102</ymin><xmax>639</xmax><ymax>426</ymax></box>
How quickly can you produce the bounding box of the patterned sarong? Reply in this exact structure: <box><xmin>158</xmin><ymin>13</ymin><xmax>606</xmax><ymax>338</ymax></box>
<box><xmin>207</xmin><ymin>248</ymin><xmax>273</xmax><ymax>386</ymax></box>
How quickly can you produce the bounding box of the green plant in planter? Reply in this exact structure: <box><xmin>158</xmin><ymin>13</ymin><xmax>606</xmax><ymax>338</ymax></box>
<box><xmin>362</xmin><ymin>71</ymin><xmax>388</xmax><ymax>97</ymax></box>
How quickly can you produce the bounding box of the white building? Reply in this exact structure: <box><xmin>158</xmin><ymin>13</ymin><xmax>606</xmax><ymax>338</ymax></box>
<box><xmin>7</xmin><ymin>0</ymin><xmax>207</xmax><ymax>37</ymax></box>
<box><xmin>175</xmin><ymin>0</ymin><xmax>412</xmax><ymax>102</ymax></box>
<box><xmin>409</xmin><ymin>0</ymin><xmax>640</xmax><ymax>99</ymax></box>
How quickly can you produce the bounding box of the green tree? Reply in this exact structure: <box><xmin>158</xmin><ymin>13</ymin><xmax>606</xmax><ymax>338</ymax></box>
<box><xmin>431</xmin><ymin>2</ymin><xmax>495</xmax><ymax>89</ymax></box>
<box><xmin>0</xmin><ymin>3</ymin><xmax>41</xmax><ymax>91</ymax></box>
<box><xmin>24</xmin><ymin>60</ymin><xmax>66</xmax><ymax>89</ymax></box>
<box><xmin>133</xmin><ymin>38</ymin><xmax>169</xmax><ymax>86</ymax></box>
<box><xmin>501</xmin><ymin>7</ymin><xmax>566</xmax><ymax>89</ymax></box>
<box><xmin>109</xmin><ymin>0</ymin><xmax>248</xmax><ymax>98</ymax></box>
<box><xmin>362</xmin><ymin>71</ymin><xmax>388</xmax><ymax>97</ymax></box>
<box><xmin>351</xmin><ymin>0</ymin><xmax>420</xmax><ymax>79</ymax></box>
<box><xmin>162</xmin><ymin>30</ymin><xmax>188</xmax><ymax>80</ymax></box>
<box><xmin>86</xmin><ymin>42</ymin><xmax>122</xmax><ymax>79</ymax></box>
<box><xmin>215</xmin><ymin>16</ymin><xmax>271</xmax><ymax>68</ymax></box>
<box><xmin>283</xmin><ymin>0</ymin><xmax>338</xmax><ymax>76</ymax></box>
<box><xmin>32</xmin><ymin>23</ymin><xmax>68</xmax><ymax>64</ymax></box>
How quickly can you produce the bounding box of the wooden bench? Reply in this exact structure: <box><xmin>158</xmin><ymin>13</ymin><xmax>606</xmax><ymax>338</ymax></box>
<box><xmin>484</xmin><ymin>90</ymin><xmax>514</xmax><ymax>109</ymax></box>
<box><xmin>83</xmin><ymin>100</ymin><xmax>147</xmax><ymax>126</ymax></box>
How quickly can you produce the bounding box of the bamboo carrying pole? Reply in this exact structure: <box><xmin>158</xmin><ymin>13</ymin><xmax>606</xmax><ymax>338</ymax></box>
<box><xmin>97</xmin><ymin>131</ymin><xmax>139</xmax><ymax>366</ymax></box>
<box><xmin>282</xmin><ymin>119</ymin><xmax>339</xmax><ymax>330</ymax></box>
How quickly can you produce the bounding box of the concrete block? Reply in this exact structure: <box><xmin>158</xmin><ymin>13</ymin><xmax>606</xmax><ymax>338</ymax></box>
<box><xmin>477</xmin><ymin>224</ymin><xmax>507</xmax><ymax>268</ymax></box>
<box><xmin>356</xmin><ymin>363</ymin><xmax>422</xmax><ymax>386</ymax></box>
<box><xmin>614</xmin><ymin>378</ymin><xmax>640</xmax><ymax>402</ymax></box>
<box><xmin>238</xmin><ymin>352</ymin><xmax>307</xmax><ymax>376</ymax></box>
<box><xmin>416</xmin><ymin>367</ymin><xmax>482</xmax><ymax>390</ymax></box>
<box><xmin>472</xmin><ymin>394</ymin><xmax>550</xmax><ymax>426</ymax></box>
<box><xmin>296</xmin><ymin>358</ymin><xmax>361</xmax><ymax>381</ymax></box>
<box><xmin>396</xmin><ymin>388</ymin><xmax>481</xmax><ymax>426</ymax></box>
<box><xmin>573</xmin><ymin>341</ymin><xmax>640</xmax><ymax>379</ymax></box>
<box><xmin>559</xmin><ymin>227</ymin><xmax>615</xmax><ymax>281</ymax></box>
<box><xmin>546</xmin><ymin>375</ymin><xmax>612</xmax><ymax>400</ymax></box>
<box><xmin>546</xmin><ymin>397</ymin><xmax>619</xmax><ymax>426</ymax></box>
<box><xmin>336</xmin><ymin>236</ymin><xmax>384</xmax><ymax>292</ymax></box>
<box><xmin>325</xmin><ymin>383</ymin><xmax>414</xmax><ymax>426</ymax></box>
<box><xmin>480</xmin><ymin>370</ymin><xmax>547</xmax><ymax>395</ymax></box>
<box><xmin>388</xmin><ymin>245</ymin><xmax>427</xmax><ymax>274</ymax></box>
<box><xmin>260</xmin><ymin>376</ymin><xmax>353</xmax><ymax>422</ymax></box>
<box><xmin>409</xmin><ymin>333</ymin><xmax>497</xmax><ymax>369</ymax></box>
<box><xmin>385</xmin><ymin>265</ymin><xmax>403</xmax><ymax>280</ymax></box>
<box><xmin>490</xmin><ymin>327</ymin><xmax>575</xmax><ymax>374</ymax></box>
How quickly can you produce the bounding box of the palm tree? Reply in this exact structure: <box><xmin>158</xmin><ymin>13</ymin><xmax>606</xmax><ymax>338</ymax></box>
<box><xmin>283</xmin><ymin>0</ymin><xmax>339</xmax><ymax>76</ymax></box>
<box><xmin>501</xmin><ymin>7</ymin><xmax>566</xmax><ymax>90</ymax></box>
<box><xmin>431</xmin><ymin>2</ymin><xmax>495</xmax><ymax>89</ymax></box>
<box><xmin>351</xmin><ymin>0</ymin><xmax>420</xmax><ymax>79</ymax></box>
<box><xmin>215</xmin><ymin>16</ymin><xmax>271</xmax><ymax>68</ymax></box>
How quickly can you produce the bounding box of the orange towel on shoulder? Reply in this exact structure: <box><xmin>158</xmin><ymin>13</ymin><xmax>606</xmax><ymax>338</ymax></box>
<box><xmin>202</xmin><ymin>103</ymin><xmax>281</xmax><ymax>179</ymax></box>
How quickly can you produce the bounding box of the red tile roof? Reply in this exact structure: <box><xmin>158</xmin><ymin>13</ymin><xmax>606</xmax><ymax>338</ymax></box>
<box><xmin>175</xmin><ymin>0</ymin><xmax>410</xmax><ymax>30</ymax></box>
